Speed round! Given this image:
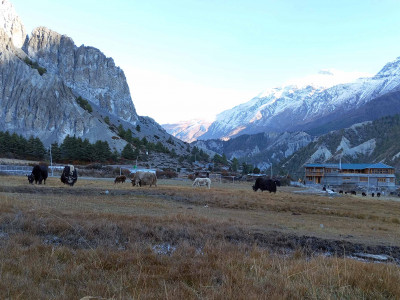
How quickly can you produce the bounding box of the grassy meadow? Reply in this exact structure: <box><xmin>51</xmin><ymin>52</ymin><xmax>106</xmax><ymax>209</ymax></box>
<box><xmin>0</xmin><ymin>175</ymin><xmax>400</xmax><ymax>299</ymax></box>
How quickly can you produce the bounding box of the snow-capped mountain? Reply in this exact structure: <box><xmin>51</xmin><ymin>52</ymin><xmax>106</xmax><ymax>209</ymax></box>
<box><xmin>193</xmin><ymin>61</ymin><xmax>400</xmax><ymax>140</ymax></box>
<box><xmin>162</xmin><ymin>119</ymin><xmax>211</xmax><ymax>143</ymax></box>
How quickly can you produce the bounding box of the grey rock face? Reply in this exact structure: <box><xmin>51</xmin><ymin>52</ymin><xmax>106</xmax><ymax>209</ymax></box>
<box><xmin>0</xmin><ymin>1</ymin><xmax>191</xmax><ymax>158</ymax></box>
<box><xmin>0</xmin><ymin>0</ymin><xmax>26</xmax><ymax>48</ymax></box>
<box><xmin>0</xmin><ymin>28</ymin><xmax>127</xmax><ymax>149</ymax></box>
<box><xmin>23</xmin><ymin>26</ymin><xmax>138</xmax><ymax>123</ymax></box>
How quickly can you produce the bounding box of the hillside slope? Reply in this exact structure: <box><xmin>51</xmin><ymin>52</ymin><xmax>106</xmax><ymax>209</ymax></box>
<box><xmin>276</xmin><ymin>114</ymin><xmax>400</xmax><ymax>178</ymax></box>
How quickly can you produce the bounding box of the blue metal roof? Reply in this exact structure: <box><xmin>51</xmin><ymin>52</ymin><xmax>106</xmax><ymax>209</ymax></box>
<box><xmin>304</xmin><ymin>162</ymin><xmax>394</xmax><ymax>169</ymax></box>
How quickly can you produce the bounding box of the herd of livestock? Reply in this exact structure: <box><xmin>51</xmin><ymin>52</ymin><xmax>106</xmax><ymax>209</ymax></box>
<box><xmin>25</xmin><ymin>164</ymin><xmax>282</xmax><ymax>193</ymax></box>
<box><xmin>322</xmin><ymin>186</ymin><xmax>384</xmax><ymax>197</ymax></box>
<box><xmin>25</xmin><ymin>165</ymin><xmax>396</xmax><ymax>196</ymax></box>
<box><xmin>23</xmin><ymin>164</ymin><xmax>400</xmax><ymax>199</ymax></box>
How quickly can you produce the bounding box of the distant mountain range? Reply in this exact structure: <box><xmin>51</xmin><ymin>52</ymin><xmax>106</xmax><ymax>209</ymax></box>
<box><xmin>164</xmin><ymin>59</ymin><xmax>400</xmax><ymax>142</ymax></box>
<box><xmin>0</xmin><ymin>0</ymin><xmax>187</xmax><ymax>154</ymax></box>
<box><xmin>163</xmin><ymin>56</ymin><xmax>400</xmax><ymax>173</ymax></box>
<box><xmin>162</xmin><ymin>120</ymin><xmax>211</xmax><ymax>143</ymax></box>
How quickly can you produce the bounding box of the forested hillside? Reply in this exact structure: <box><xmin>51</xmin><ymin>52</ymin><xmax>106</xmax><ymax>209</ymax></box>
<box><xmin>276</xmin><ymin>114</ymin><xmax>400</xmax><ymax>178</ymax></box>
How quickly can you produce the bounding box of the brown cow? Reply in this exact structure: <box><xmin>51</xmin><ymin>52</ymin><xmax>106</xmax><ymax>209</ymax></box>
<box><xmin>114</xmin><ymin>175</ymin><xmax>127</xmax><ymax>184</ymax></box>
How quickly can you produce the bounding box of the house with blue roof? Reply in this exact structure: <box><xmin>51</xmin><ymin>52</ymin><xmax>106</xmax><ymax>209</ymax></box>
<box><xmin>304</xmin><ymin>162</ymin><xmax>396</xmax><ymax>190</ymax></box>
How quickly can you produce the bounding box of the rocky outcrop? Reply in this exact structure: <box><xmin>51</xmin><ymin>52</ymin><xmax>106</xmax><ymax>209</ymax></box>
<box><xmin>0</xmin><ymin>1</ymin><xmax>190</xmax><ymax>155</ymax></box>
<box><xmin>0</xmin><ymin>0</ymin><xmax>26</xmax><ymax>48</ymax></box>
<box><xmin>0</xmin><ymin>28</ymin><xmax>127</xmax><ymax>149</ymax></box>
<box><xmin>23</xmin><ymin>26</ymin><xmax>138</xmax><ymax>123</ymax></box>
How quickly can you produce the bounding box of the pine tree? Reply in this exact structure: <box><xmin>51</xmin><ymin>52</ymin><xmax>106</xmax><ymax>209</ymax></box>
<box><xmin>121</xmin><ymin>144</ymin><xmax>135</xmax><ymax>160</ymax></box>
<box><xmin>51</xmin><ymin>142</ymin><xmax>61</xmax><ymax>162</ymax></box>
<box><xmin>231</xmin><ymin>158</ymin><xmax>239</xmax><ymax>172</ymax></box>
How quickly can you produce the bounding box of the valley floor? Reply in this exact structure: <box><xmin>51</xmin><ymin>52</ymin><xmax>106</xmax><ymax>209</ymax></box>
<box><xmin>0</xmin><ymin>176</ymin><xmax>399</xmax><ymax>299</ymax></box>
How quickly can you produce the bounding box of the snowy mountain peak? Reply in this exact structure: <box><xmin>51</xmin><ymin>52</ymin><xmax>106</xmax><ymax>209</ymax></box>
<box><xmin>374</xmin><ymin>56</ymin><xmax>400</xmax><ymax>79</ymax></box>
<box><xmin>257</xmin><ymin>69</ymin><xmax>370</xmax><ymax>99</ymax></box>
<box><xmin>257</xmin><ymin>84</ymin><xmax>320</xmax><ymax>100</ymax></box>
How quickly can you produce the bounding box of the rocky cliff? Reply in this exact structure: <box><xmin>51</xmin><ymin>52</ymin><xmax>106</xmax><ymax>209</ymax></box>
<box><xmin>23</xmin><ymin>26</ymin><xmax>138</xmax><ymax>123</ymax></box>
<box><xmin>0</xmin><ymin>0</ymin><xmax>26</xmax><ymax>48</ymax></box>
<box><xmin>0</xmin><ymin>27</ymin><xmax>126</xmax><ymax>149</ymax></box>
<box><xmin>0</xmin><ymin>0</ymin><xmax>187</xmax><ymax>154</ymax></box>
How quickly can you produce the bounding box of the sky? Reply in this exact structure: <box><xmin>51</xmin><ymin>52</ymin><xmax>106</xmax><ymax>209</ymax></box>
<box><xmin>10</xmin><ymin>0</ymin><xmax>400</xmax><ymax>124</ymax></box>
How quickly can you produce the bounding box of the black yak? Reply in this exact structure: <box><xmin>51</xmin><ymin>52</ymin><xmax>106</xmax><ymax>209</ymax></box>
<box><xmin>252</xmin><ymin>178</ymin><xmax>280</xmax><ymax>193</ymax></box>
<box><xmin>27</xmin><ymin>165</ymin><xmax>48</xmax><ymax>184</ymax></box>
<box><xmin>61</xmin><ymin>165</ymin><xmax>78</xmax><ymax>186</ymax></box>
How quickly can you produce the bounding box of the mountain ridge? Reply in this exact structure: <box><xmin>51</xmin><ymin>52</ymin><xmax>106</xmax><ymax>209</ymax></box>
<box><xmin>164</xmin><ymin>58</ymin><xmax>400</xmax><ymax>142</ymax></box>
<box><xmin>0</xmin><ymin>0</ymin><xmax>188</xmax><ymax>155</ymax></box>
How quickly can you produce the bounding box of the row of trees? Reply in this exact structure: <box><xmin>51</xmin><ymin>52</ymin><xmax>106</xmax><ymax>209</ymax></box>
<box><xmin>51</xmin><ymin>135</ymin><xmax>116</xmax><ymax>163</ymax></box>
<box><xmin>0</xmin><ymin>130</ymin><xmax>261</xmax><ymax>173</ymax></box>
<box><xmin>0</xmin><ymin>131</ymin><xmax>46</xmax><ymax>160</ymax></box>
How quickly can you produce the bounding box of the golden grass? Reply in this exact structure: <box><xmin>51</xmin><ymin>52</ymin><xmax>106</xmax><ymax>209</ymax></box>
<box><xmin>0</xmin><ymin>175</ymin><xmax>400</xmax><ymax>298</ymax></box>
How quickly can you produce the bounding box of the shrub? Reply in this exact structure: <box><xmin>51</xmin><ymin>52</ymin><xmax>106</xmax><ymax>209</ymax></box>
<box><xmin>23</xmin><ymin>57</ymin><xmax>47</xmax><ymax>76</ymax></box>
<box><xmin>76</xmin><ymin>96</ymin><xmax>93</xmax><ymax>113</ymax></box>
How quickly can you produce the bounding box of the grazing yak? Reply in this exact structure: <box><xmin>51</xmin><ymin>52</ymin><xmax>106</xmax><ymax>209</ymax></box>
<box><xmin>192</xmin><ymin>177</ymin><xmax>211</xmax><ymax>189</ymax></box>
<box><xmin>252</xmin><ymin>178</ymin><xmax>280</xmax><ymax>193</ymax></box>
<box><xmin>131</xmin><ymin>171</ymin><xmax>157</xmax><ymax>187</ymax></box>
<box><xmin>27</xmin><ymin>165</ymin><xmax>48</xmax><ymax>184</ymax></box>
<box><xmin>114</xmin><ymin>175</ymin><xmax>127</xmax><ymax>184</ymax></box>
<box><xmin>60</xmin><ymin>165</ymin><xmax>78</xmax><ymax>186</ymax></box>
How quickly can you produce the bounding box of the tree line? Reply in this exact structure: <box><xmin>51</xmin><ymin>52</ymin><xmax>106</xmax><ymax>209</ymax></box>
<box><xmin>0</xmin><ymin>130</ymin><xmax>257</xmax><ymax>173</ymax></box>
<box><xmin>0</xmin><ymin>131</ymin><xmax>46</xmax><ymax>160</ymax></box>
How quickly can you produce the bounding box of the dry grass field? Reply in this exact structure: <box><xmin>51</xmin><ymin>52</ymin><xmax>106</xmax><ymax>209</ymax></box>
<box><xmin>1</xmin><ymin>175</ymin><xmax>400</xmax><ymax>299</ymax></box>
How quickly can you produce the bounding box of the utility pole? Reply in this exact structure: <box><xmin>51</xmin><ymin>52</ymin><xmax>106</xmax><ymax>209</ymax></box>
<box><xmin>49</xmin><ymin>144</ymin><xmax>53</xmax><ymax>177</ymax></box>
<box><xmin>270</xmin><ymin>163</ymin><xmax>273</xmax><ymax>178</ymax></box>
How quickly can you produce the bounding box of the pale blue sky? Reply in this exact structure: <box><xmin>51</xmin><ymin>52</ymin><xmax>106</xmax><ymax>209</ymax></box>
<box><xmin>11</xmin><ymin>0</ymin><xmax>400</xmax><ymax>123</ymax></box>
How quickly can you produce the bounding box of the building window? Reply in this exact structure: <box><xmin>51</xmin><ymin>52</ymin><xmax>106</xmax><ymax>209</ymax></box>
<box><xmin>343</xmin><ymin>177</ymin><xmax>351</xmax><ymax>180</ymax></box>
<box><xmin>372</xmin><ymin>169</ymin><xmax>389</xmax><ymax>174</ymax></box>
<box><xmin>360</xmin><ymin>177</ymin><xmax>368</xmax><ymax>182</ymax></box>
<box><xmin>390</xmin><ymin>178</ymin><xmax>395</xmax><ymax>183</ymax></box>
<box><xmin>378</xmin><ymin>178</ymin><xmax>386</xmax><ymax>182</ymax></box>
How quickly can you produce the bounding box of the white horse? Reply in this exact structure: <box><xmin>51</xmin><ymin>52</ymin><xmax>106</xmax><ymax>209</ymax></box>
<box><xmin>192</xmin><ymin>177</ymin><xmax>211</xmax><ymax>189</ymax></box>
